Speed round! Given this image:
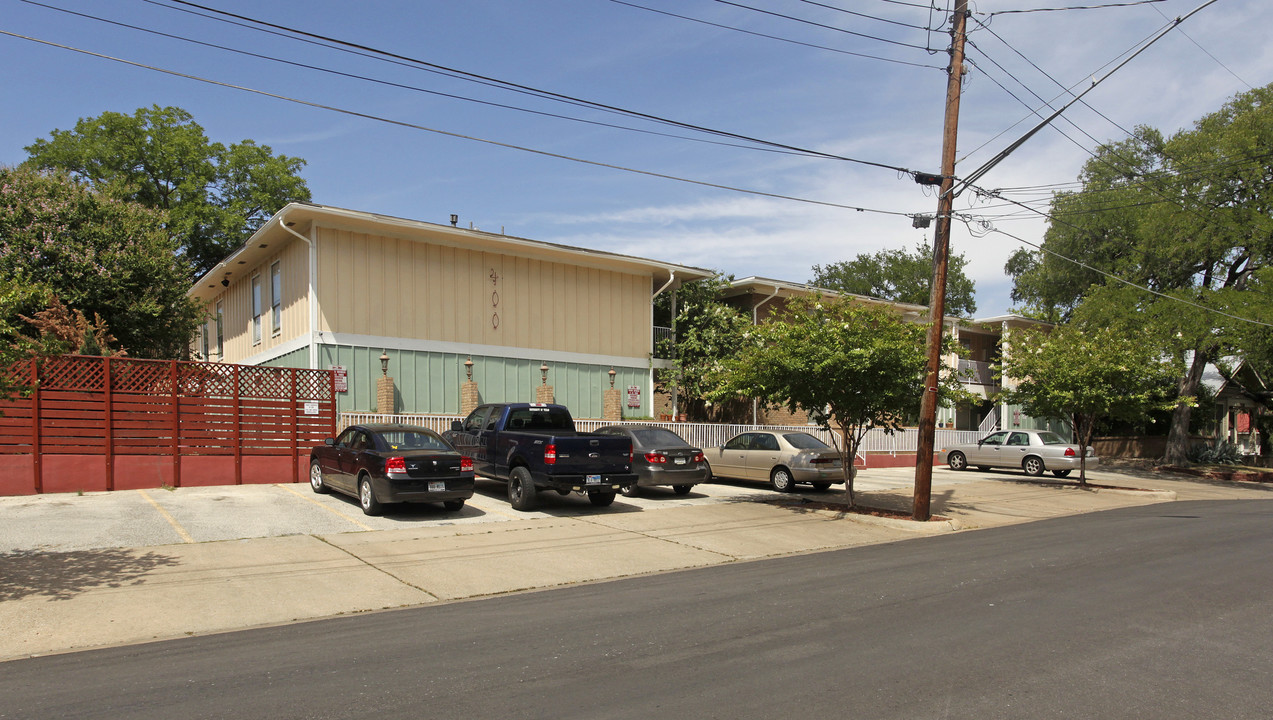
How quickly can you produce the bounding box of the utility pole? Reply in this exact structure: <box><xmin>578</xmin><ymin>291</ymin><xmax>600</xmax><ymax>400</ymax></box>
<box><xmin>913</xmin><ymin>0</ymin><xmax>968</xmax><ymax>522</ymax></box>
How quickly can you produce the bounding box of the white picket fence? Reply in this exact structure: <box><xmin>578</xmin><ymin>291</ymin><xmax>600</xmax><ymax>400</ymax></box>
<box><xmin>338</xmin><ymin>413</ymin><xmax>982</xmax><ymax>463</ymax></box>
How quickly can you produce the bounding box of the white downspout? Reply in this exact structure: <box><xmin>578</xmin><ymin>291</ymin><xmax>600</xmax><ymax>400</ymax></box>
<box><xmin>279</xmin><ymin>213</ymin><xmax>318</xmax><ymax>371</ymax></box>
<box><xmin>751</xmin><ymin>285</ymin><xmax>781</xmax><ymax>424</ymax></box>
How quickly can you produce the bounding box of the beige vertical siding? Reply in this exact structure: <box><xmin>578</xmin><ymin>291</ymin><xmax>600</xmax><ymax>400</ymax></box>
<box><xmin>197</xmin><ymin>239</ymin><xmax>310</xmax><ymax>364</ymax></box>
<box><xmin>315</xmin><ymin>226</ymin><xmax>649</xmax><ymax>356</ymax></box>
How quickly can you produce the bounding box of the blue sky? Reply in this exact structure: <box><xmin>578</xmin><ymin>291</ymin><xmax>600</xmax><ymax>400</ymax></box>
<box><xmin>3</xmin><ymin>0</ymin><xmax>1270</xmax><ymax>317</ymax></box>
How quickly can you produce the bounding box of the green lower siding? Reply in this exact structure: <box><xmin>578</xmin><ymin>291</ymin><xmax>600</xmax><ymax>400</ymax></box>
<box><xmin>259</xmin><ymin>347</ymin><xmax>309</xmax><ymax>369</ymax></box>
<box><xmin>318</xmin><ymin>344</ymin><xmax>650</xmax><ymax>419</ymax></box>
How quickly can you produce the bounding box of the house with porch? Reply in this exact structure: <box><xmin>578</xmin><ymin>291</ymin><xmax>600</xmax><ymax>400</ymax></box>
<box><xmin>188</xmin><ymin>203</ymin><xmax>713</xmax><ymax>419</ymax></box>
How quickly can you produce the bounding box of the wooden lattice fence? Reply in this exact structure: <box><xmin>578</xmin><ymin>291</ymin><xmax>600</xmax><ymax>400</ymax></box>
<box><xmin>0</xmin><ymin>355</ymin><xmax>336</xmax><ymax>495</ymax></box>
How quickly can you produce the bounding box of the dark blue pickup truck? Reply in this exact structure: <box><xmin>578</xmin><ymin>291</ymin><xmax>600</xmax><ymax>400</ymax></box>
<box><xmin>444</xmin><ymin>403</ymin><xmax>637</xmax><ymax>511</ymax></box>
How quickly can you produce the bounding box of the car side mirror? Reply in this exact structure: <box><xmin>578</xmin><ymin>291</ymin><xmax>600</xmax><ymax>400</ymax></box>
<box><xmin>324</xmin><ymin>438</ymin><xmax>336</xmax><ymax>446</ymax></box>
<box><xmin>451</xmin><ymin>420</ymin><xmax>464</xmax><ymax>432</ymax></box>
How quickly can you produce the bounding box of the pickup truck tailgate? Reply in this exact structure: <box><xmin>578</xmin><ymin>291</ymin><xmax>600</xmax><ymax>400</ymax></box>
<box><xmin>551</xmin><ymin>435</ymin><xmax>632</xmax><ymax>474</ymax></box>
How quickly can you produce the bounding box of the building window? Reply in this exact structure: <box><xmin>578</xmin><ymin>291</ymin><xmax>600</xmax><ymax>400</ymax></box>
<box><xmin>251</xmin><ymin>275</ymin><xmax>262</xmax><ymax>345</ymax></box>
<box><xmin>215</xmin><ymin>301</ymin><xmax>224</xmax><ymax>358</ymax></box>
<box><xmin>270</xmin><ymin>261</ymin><xmax>282</xmax><ymax>335</ymax></box>
<box><xmin>200</xmin><ymin>321</ymin><xmax>210</xmax><ymax>359</ymax></box>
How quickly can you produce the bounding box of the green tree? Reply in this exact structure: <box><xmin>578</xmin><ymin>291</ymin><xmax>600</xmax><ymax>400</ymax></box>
<box><xmin>711</xmin><ymin>295</ymin><xmax>960</xmax><ymax>506</ymax></box>
<box><xmin>1007</xmin><ymin>85</ymin><xmax>1273</xmax><ymax>463</ymax></box>
<box><xmin>654</xmin><ymin>275</ymin><xmax>753</xmax><ymax>421</ymax></box>
<box><xmin>24</xmin><ymin>105</ymin><xmax>311</xmax><ymax>279</ymax></box>
<box><xmin>0</xmin><ymin>166</ymin><xmax>202</xmax><ymax>358</ymax></box>
<box><xmin>999</xmin><ymin>325</ymin><xmax>1180</xmax><ymax>484</ymax></box>
<box><xmin>811</xmin><ymin>240</ymin><xmax>977</xmax><ymax>317</ymax></box>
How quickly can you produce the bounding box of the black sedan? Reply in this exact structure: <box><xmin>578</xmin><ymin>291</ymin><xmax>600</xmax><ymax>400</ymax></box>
<box><xmin>592</xmin><ymin>425</ymin><xmax>709</xmax><ymax>497</ymax></box>
<box><xmin>309</xmin><ymin>424</ymin><xmax>475</xmax><ymax>515</ymax></box>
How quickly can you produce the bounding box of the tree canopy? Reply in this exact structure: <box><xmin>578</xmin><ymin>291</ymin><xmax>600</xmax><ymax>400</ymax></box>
<box><xmin>811</xmin><ymin>240</ymin><xmax>977</xmax><ymax>317</ymax></box>
<box><xmin>24</xmin><ymin>105</ymin><xmax>311</xmax><ymax>279</ymax></box>
<box><xmin>710</xmin><ymin>295</ymin><xmax>960</xmax><ymax>506</ymax></box>
<box><xmin>654</xmin><ymin>275</ymin><xmax>753</xmax><ymax>421</ymax></box>
<box><xmin>0</xmin><ymin>166</ymin><xmax>202</xmax><ymax>359</ymax></box>
<box><xmin>999</xmin><ymin>325</ymin><xmax>1179</xmax><ymax>483</ymax></box>
<box><xmin>1006</xmin><ymin>84</ymin><xmax>1273</xmax><ymax>463</ymax></box>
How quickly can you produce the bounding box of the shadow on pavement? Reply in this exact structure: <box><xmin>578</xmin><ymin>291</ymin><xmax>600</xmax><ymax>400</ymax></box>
<box><xmin>0</xmin><ymin>548</ymin><xmax>180</xmax><ymax>602</ymax></box>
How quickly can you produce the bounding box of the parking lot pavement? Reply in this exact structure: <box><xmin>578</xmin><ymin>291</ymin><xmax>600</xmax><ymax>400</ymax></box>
<box><xmin>0</xmin><ymin>478</ymin><xmax>784</xmax><ymax>554</ymax></box>
<box><xmin>0</xmin><ymin>464</ymin><xmax>1198</xmax><ymax>555</ymax></box>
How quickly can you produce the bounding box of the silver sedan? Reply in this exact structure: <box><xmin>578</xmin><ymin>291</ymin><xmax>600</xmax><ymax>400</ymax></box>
<box><xmin>943</xmin><ymin>429</ymin><xmax>1098</xmax><ymax>478</ymax></box>
<box><xmin>704</xmin><ymin>431</ymin><xmax>845</xmax><ymax>492</ymax></box>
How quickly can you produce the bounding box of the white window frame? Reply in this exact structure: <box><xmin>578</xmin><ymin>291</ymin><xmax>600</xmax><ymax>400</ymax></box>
<box><xmin>215</xmin><ymin>301</ymin><xmax>224</xmax><ymax>358</ymax></box>
<box><xmin>251</xmin><ymin>275</ymin><xmax>262</xmax><ymax>345</ymax></box>
<box><xmin>270</xmin><ymin>261</ymin><xmax>282</xmax><ymax>336</ymax></box>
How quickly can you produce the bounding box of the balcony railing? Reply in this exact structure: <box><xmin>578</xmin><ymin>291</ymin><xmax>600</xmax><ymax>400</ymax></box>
<box><xmin>957</xmin><ymin>358</ymin><xmax>996</xmax><ymax>386</ymax></box>
<box><xmin>653</xmin><ymin>326</ymin><xmax>675</xmax><ymax>359</ymax></box>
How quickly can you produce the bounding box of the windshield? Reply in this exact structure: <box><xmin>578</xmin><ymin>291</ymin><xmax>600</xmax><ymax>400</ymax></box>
<box><xmin>630</xmin><ymin>428</ymin><xmax>689</xmax><ymax>447</ymax></box>
<box><xmin>1036</xmin><ymin>431</ymin><xmax>1067</xmax><ymax>445</ymax></box>
<box><xmin>784</xmin><ymin>433</ymin><xmax>830</xmax><ymax>450</ymax></box>
<box><xmin>379</xmin><ymin>429</ymin><xmax>451</xmax><ymax>452</ymax></box>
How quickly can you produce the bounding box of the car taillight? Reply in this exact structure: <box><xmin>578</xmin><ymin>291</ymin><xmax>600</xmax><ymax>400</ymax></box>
<box><xmin>645</xmin><ymin>452</ymin><xmax>667</xmax><ymax>464</ymax></box>
<box><xmin>692</xmin><ymin>451</ymin><xmax>705</xmax><ymax>463</ymax></box>
<box><xmin>810</xmin><ymin>457</ymin><xmax>834</xmax><ymax>465</ymax></box>
<box><xmin>385</xmin><ymin>456</ymin><xmax>407</xmax><ymax>474</ymax></box>
<box><xmin>460</xmin><ymin>456</ymin><xmax>473</xmax><ymax>472</ymax></box>
<box><xmin>1065</xmin><ymin>447</ymin><xmax>1076</xmax><ymax>457</ymax></box>
<box><xmin>544</xmin><ymin>444</ymin><xmax>557</xmax><ymax>465</ymax></box>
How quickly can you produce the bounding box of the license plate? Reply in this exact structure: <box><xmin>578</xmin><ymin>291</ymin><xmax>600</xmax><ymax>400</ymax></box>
<box><xmin>674</xmin><ymin>457</ymin><xmax>686</xmax><ymax>465</ymax></box>
<box><xmin>586</xmin><ymin>474</ymin><xmax>602</xmax><ymax>484</ymax></box>
<box><xmin>428</xmin><ymin>481</ymin><xmax>446</xmax><ymax>492</ymax></box>
<box><xmin>831</xmin><ymin>460</ymin><xmax>841</xmax><ymax>468</ymax></box>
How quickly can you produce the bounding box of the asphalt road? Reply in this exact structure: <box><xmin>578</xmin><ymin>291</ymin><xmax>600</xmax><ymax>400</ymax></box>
<box><xmin>3</xmin><ymin>499</ymin><xmax>1270</xmax><ymax>719</ymax></box>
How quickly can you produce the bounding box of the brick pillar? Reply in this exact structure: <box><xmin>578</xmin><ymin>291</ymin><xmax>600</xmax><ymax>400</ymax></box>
<box><xmin>603</xmin><ymin>388</ymin><xmax>622</xmax><ymax>420</ymax></box>
<box><xmin>460</xmin><ymin>381</ymin><xmax>480</xmax><ymax>416</ymax></box>
<box><xmin>377</xmin><ymin>376</ymin><xmax>395</xmax><ymax>414</ymax></box>
<box><xmin>536</xmin><ymin>384</ymin><xmax>554</xmax><ymax>404</ymax></box>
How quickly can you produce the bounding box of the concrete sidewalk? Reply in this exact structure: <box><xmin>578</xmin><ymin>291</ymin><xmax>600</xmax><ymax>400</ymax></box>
<box><xmin>1</xmin><ymin>466</ymin><xmax>1267</xmax><ymax>662</ymax></box>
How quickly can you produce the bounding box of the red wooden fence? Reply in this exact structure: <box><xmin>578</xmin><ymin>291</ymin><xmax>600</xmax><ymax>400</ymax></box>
<box><xmin>0</xmin><ymin>355</ymin><xmax>336</xmax><ymax>495</ymax></box>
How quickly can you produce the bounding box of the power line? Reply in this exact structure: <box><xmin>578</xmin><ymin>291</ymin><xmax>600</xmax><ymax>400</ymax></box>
<box><xmin>21</xmin><ymin>0</ymin><xmax>844</xmax><ymax>161</ymax></box>
<box><xmin>608</xmin><ymin>0</ymin><xmax>944</xmax><ymax>70</ymax></box>
<box><xmin>709</xmin><ymin>0</ymin><xmax>934</xmax><ymax>50</ymax></box>
<box><xmin>150</xmin><ymin>0</ymin><xmax>920</xmax><ymax>175</ymax></box>
<box><xmin>983</xmin><ymin>0</ymin><xmax>1167</xmax><ymax>15</ymax></box>
<box><xmin>792</xmin><ymin>0</ymin><xmax>935</xmax><ymax>31</ymax></box>
<box><xmin>973</xmin><ymin>222</ymin><xmax>1273</xmax><ymax>329</ymax></box>
<box><xmin>952</xmin><ymin>0</ymin><xmax>1219</xmax><ymax>198</ymax></box>
<box><xmin>0</xmin><ymin>29</ymin><xmax>918</xmax><ymax>220</ymax></box>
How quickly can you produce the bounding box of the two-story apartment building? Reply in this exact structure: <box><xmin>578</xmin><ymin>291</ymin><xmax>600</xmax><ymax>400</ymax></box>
<box><xmin>719</xmin><ymin>277</ymin><xmax>1060</xmax><ymax>433</ymax></box>
<box><xmin>188</xmin><ymin>203</ymin><xmax>713</xmax><ymax>418</ymax></box>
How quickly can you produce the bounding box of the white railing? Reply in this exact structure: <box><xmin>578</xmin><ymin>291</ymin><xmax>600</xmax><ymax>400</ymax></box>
<box><xmin>957</xmin><ymin>358</ymin><xmax>997</xmax><ymax>386</ymax></box>
<box><xmin>339</xmin><ymin>413</ymin><xmax>982</xmax><ymax>464</ymax></box>
<box><xmin>978</xmin><ymin>405</ymin><xmax>1000</xmax><ymax>434</ymax></box>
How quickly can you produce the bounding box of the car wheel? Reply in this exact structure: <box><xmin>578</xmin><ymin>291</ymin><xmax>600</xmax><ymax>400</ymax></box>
<box><xmin>811</xmin><ymin>482</ymin><xmax>832</xmax><ymax>492</ymax></box>
<box><xmin>508</xmin><ymin>466</ymin><xmax>538</xmax><ymax>511</ymax></box>
<box><xmin>672</xmin><ymin>484</ymin><xmax>693</xmax><ymax>495</ymax></box>
<box><xmin>770</xmin><ymin>467</ymin><xmax>795</xmax><ymax>492</ymax></box>
<box><xmin>589</xmin><ymin>491</ymin><xmax>616</xmax><ymax>507</ymax></box>
<box><xmin>619</xmin><ymin>483</ymin><xmax>640</xmax><ymax>498</ymax></box>
<box><xmin>443</xmin><ymin>499</ymin><xmax>466</xmax><ymax>511</ymax></box>
<box><xmin>309</xmin><ymin>460</ymin><xmax>329</xmax><ymax>494</ymax></box>
<box><xmin>358</xmin><ymin>475</ymin><xmax>383</xmax><ymax>516</ymax></box>
<box><xmin>1023</xmin><ymin>456</ymin><xmax>1045</xmax><ymax>477</ymax></box>
<box><xmin>1053</xmin><ymin>469</ymin><xmax>1072</xmax><ymax>478</ymax></box>
<box><xmin>947</xmin><ymin>451</ymin><xmax>967</xmax><ymax>471</ymax></box>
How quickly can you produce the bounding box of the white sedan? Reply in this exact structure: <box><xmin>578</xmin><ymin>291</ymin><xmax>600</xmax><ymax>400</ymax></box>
<box><xmin>943</xmin><ymin>429</ymin><xmax>1098</xmax><ymax>478</ymax></box>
